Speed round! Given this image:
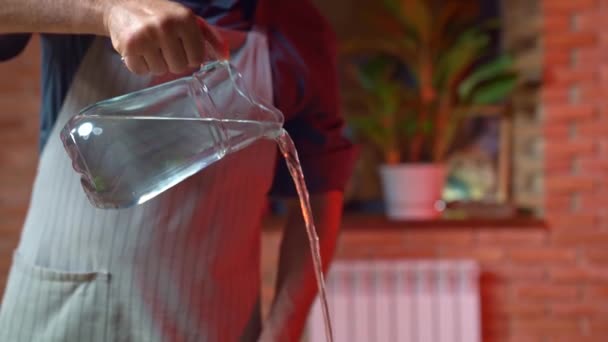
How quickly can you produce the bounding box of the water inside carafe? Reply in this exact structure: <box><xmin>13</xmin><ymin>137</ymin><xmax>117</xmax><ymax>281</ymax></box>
<box><xmin>63</xmin><ymin>114</ymin><xmax>279</xmax><ymax>209</ymax></box>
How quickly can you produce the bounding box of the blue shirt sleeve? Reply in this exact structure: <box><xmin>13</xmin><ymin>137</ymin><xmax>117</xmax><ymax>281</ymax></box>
<box><xmin>0</xmin><ymin>34</ymin><xmax>31</xmax><ymax>62</ymax></box>
<box><xmin>264</xmin><ymin>0</ymin><xmax>358</xmax><ymax>197</ymax></box>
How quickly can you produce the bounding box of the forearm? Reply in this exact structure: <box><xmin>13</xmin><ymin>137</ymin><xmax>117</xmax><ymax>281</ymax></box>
<box><xmin>0</xmin><ymin>0</ymin><xmax>109</xmax><ymax>35</ymax></box>
<box><xmin>1</xmin><ymin>0</ymin><xmax>225</xmax><ymax>75</ymax></box>
<box><xmin>262</xmin><ymin>191</ymin><xmax>344</xmax><ymax>341</ymax></box>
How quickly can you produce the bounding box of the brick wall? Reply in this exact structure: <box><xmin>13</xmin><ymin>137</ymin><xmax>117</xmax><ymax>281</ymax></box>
<box><xmin>0</xmin><ymin>37</ymin><xmax>39</xmax><ymax>289</ymax></box>
<box><xmin>1</xmin><ymin>2</ymin><xmax>608</xmax><ymax>340</ymax></box>
<box><xmin>539</xmin><ymin>0</ymin><xmax>608</xmax><ymax>340</ymax></box>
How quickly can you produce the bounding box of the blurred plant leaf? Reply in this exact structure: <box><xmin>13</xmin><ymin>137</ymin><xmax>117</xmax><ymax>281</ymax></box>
<box><xmin>434</xmin><ymin>27</ymin><xmax>490</xmax><ymax>92</ymax></box>
<box><xmin>435</xmin><ymin>1</ymin><xmax>478</xmax><ymax>35</ymax></box>
<box><xmin>458</xmin><ymin>54</ymin><xmax>514</xmax><ymax>100</ymax></box>
<box><xmin>421</xmin><ymin>118</ymin><xmax>433</xmax><ymax>135</ymax></box>
<box><xmin>469</xmin><ymin>73</ymin><xmax>518</xmax><ymax>104</ymax></box>
<box><xmin>349</xmin><ymin>115</ymin><xmax>390</xmax><ymax>149</ymax></box>
<box><xmin>355</xmin><ymin>56</ymin><xmax>393</xmax><ymax>90</ymax></box>
<box><xmin>341</xmin><ymin>39</ymin><xmax>418</xmax><ymax>75</ymax></box>
<box><xmin>399</xmin><ymin>117</ymin><xmax>419</xmax><ymax>138</ymax></box>
<box><xmin>398</xmin><ymin>0</ymin><xmax>432</xmax><ymax>44</ymax></box>
<box><xmin>381</xmin><ymin>0</ymin><xmax>425</xmax><ymax>42</ymax></box>
<box><xmin>340</xmin><ymin>0</ymin><xmax>518</xmax><ymax>163</ymax></box>
<box><xmin>364</xmin><ymin>5</ymin><xmax>419</xmax><ymax>47</ymax></box>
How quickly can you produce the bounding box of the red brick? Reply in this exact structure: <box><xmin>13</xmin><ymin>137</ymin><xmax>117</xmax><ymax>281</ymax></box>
<box><xmin>337</xmin><ymin>244</ymin><xmax>439</xmax><ymax>259</ymax></box>
<box><xmin>505</xmin><ymin>335</ymin><xmax>544</xmax><ymax>342</ymax></box>
<box><xmin>600</xmin><ymin>142</ymin><xmax>608</xmax><ymax>156</ymax></box>
<box><xmin>512</xmin><ymin>317</ymin><xmax>581</xmax><ymax>334</ymax></box>
<box><xmin>542</xmin><ymin>0</ymin><xmax>597</xmax><ymax>13</ymax></box>
<box><xmin>0</xmin><ymin>40</ymin><xmax>39</xmax><ymax>305</ymax></box>
<box><xmin>585</xmin><ymin>285</ymin><xmax>608</xmax><ymax>300</ymax></box>
<box><xmin>543</xmin><ymin>122</ymin><xmax>570</xmax><ymax>140</ymax></box>
<box><xmin>439</xmin><ymin>246</ymin><xmax>505</xmax><ymax>263</ymax></box>
<box><xmin>548</xmin><ymin>213</ymin><xmax>597</xmax><ymax>229</ymax></box>
<box><xmin>578</xmin><ymin>159</ymin><xmax>608</xmax><ymax>174</ymax></box>
<box><xmin>551</xmin><ymin>68</ymin><xmax>597</xmax><ymax>84</ymax></box>
<box><xmin>543</xmin><ymin>104</ymin><xmax>595</xmax><ymax>122</ymax></box>
<box><xmin>579</xmin><ymin>195</ymin><xmax>608</xmax><ymax>213</ymax></box>
<box><xmin>545</xmin><ymin>141</ymin><xmax>595</xmax><ymax>160</ymax></box>
<box><xmin>553</xmin><ymin>231</ymin><xmax>608</xmax><ymax>246</ymax></box>
<box><xmin>542</xmin><ymin>14</ymin><xmax>571</xmax><ymax>33</ymax></box>
<box><xmin>545</xmin><ymin>161</ymin><xmax>574</xmax><ymax>174</ymax></box>
<box><xmin>545</xmin><ymin>32</ymin><xmax>597</xmax><ymax>49</ymax></box>
<box><xmin>480</xmin><ymin>282</ymin><xmax>509</xmax><ymax>299</ymax></box>
<box><xmin>545</xmin><ymin>210</ymin><xmax>602</xmax><ymax>226</ymax></box>
<box><xmin>577</xmin><ymin>12</ymin><xmax>602</xmax><ymax>32</ymax></box>
<box><xmin>541</xmin><ymin>87</ymin><xmax>569</xmax><ymax>103</ymax></box>
<box><xmin>579</xmin><ymin>86</ymin><xmax>607</xmax><ymax>104</ymax></box>
<box><xmin>485</xmin><ymin>265</ymin><xmax>546</xmax><ymax>282</ymax></box>
<box><xmin>598</xmin><ymin>217</ymin><xmax>608</xmax><ymax>230</ymax></box>
<box><xmin>0</xmin><ymin>77</ymin><xmax>33</xmax><ymax>94</ymax></box>
<box><xmin>543</xmin><ymin>51</ymin><xmax>571</xmax><ymax>67</ymax></box>
<box><xmin>544</xmin><ymin>194</ymin><xmax>574</xmax><ymax>212</ymax></box>
<box><xmin>0</xmin><ymin>98</ymin><xmax>40</xmax><ymax>117</ymax></box>
<box><xmin>550</xmin><ymin>266</ymin><xmax>608</xmax><ymax>283</ymax></box>
<box><xmin>494</xmin><ymin>302</ymin><xmax>546</xmax><ymax>318</ymax></box>
<box><xmin>509</xmin><ymin>247</ymin><xmax>578</xmax><ymax>264</ymax></box>
<box><xmin>477</xmin><ymin>230</ymin><xmax>547</xmax><ymax>246</ymax></box>
<box><xmin>545</xmin><ymin>175</ymin><xmax>596</xmax><ymax>193</ymax></box>
<box><xmin>598</xmin><ymin>65</ymin><xmax>608</xmax><ymax>82</ymax></box>
<box><xmin>402</xmin><ymin>229</ymin><xmax>474</xmax><ymax>247</ymax></box>
<box><xmin>588</xmin><ymin>318</ymin><xmax>608</xmax><ymax>334</ymax></box>
<box><xmin>514</xmin><ymin>284</ymin><xmax>579</xmax><ymax>301</ymax></box>
<box><xmin>339</xmin><ymin>231</ymin><xmax>405</xmax><ymax>248</ymax></box>
<box><xmin>585</xmin><ymin>248</ymin><xmax>608</xmax><ymax>264</ymax></box>
<box><xmin>551</xmin><ymin>302</ymin><xmax>608</xmax><ymax>317</ymax></box>
<box><xmin>482</xmin><ymin>318</ymin><xmax>510</xmax><ymax>340</ymax></box>
<box><xmin>577</xmin><ymin>49</ymin><xmax>601</xmax><ymax>65</ymax></box>
<box><xmin>552</xmin><ymin>336</ymin><xmax>607</xmax><ymax>342</ymax></box>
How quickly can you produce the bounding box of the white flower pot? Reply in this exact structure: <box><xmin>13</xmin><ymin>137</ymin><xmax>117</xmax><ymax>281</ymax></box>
<box><xmin>379</xmin><ymin>164</ymin><xmax>446</xmax><ymax>220</ymax></box>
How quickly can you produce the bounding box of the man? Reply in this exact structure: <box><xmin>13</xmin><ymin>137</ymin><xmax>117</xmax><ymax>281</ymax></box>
<box><xmin>0</xmin><ymin>0</ymin><xmax>355</xmax><ymax>341</ymax></box>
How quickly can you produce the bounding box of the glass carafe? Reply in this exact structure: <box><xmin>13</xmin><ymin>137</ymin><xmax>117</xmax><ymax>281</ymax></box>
<box><xmin>60</xmin><ymin>61</ymin><xmax>284</xmax><ymax>209</ymax></box>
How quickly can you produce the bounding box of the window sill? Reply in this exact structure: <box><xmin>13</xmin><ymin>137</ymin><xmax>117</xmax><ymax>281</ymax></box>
<box><xmin>263</xmin><ymin>213</ymin><xmax>548</xmax><ymax>231</ymax></box>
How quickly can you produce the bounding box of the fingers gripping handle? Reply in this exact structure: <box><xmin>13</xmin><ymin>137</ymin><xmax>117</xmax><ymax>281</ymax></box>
<box><xmin>196</xmin><ymin>17</ymin><xmax>230</xmax><ymax>62</ymax></box>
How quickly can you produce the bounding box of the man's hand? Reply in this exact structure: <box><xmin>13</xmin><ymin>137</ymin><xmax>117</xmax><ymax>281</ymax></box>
<box><xmin>104</xmin><ymin>0</ymin><xmax>226</xmax><ymax>75</ymax></box>
<box><xmin>0</xmin><ymin>0</ymin><xmax>228</xmax><ymax>75</ymax></box>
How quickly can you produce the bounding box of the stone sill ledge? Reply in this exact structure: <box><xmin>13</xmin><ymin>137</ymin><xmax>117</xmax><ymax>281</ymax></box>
<box><xmin>263</xmin><ymin>214</ymin><xmax>548</xmax><ymax>231</ymax></box>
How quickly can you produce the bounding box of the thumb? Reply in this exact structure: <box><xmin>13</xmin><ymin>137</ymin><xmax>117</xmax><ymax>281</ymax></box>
<box><xmin>196</xmin><ymin>17</ymin><xmax>229</xmax><ymax>60</ymax></box>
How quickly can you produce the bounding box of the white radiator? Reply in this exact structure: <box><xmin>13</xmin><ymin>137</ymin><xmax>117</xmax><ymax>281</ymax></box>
<box><xmin>307</xmin><ymin>260</ymin><xmax>481</xmax><ymax>342</ymax></box>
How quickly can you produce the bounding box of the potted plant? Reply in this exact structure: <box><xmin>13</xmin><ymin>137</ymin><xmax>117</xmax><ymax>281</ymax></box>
<box><xmin>341</xmin><ymin>0</ymin><xmax>518</xmax><ymax>219</ymax></box>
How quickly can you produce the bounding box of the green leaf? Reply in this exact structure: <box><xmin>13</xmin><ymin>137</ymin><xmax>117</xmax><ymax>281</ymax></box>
<box><xmin>382</xmin><ymin>83</ymin><xmax>404</xmax><ymax>114</ymax></box>
<box><xmin>397</xmin><ymin>109</ymin><xmax>420</xmax><ymax>138</ymax></box>
<box><xmin>349</xmin><ymin>115</ymin><xmax>391</xmax><ymax>149</ymax></box>
<box><xmin>459</xmin><ymin>54</ymin><xmax>515</xmax><ymax>100</ymax></box>
<box><xmin>379</xmin><ymin>0</ymin><xmax>425</xmax><ymax>43</ymax></box>
<box><xmin>364</xmin><ymin>7</ymin><xmax>419</xmax><ymax>47</ymax></box>
<box><xmin>400</xmin><ymin>0</ymin><xmax>432</xmax><ymax>44</ymax></box>
<box><xmin>382</xmin><ymin>0</ymin><xmax>400</xmax><ymax>14</ymax></box>
<box><xmin>470</xmin><ymin>74</ymin><xmax>518</xmax><ymax>104</ymax></box>
<box><xmin>421</xmin><ymin>119</ymin><xmax>433</xmax><ymax>135</ymax></box>
<box><xmin>435</xmin><ymin>1</ymin><xmax>479</xmax><ymax>39</ymax></box>
<box><xmin>341</xmin><ymin>39</ymin><xmax>417</xmax><ymax>70</ymax></box>
<box><xmin>403</xmin><ymin>120</ymin><xmax>418</xmax><ymax>137</ymax></box>
<box><xmin>480</xmin><ymin>18</ymin><xmax>502</xmax><ymax>31</ymax></box>
<box><xmin>352</xmin><ymin>56</ymin><xmax>394</xmax><ymax>90</ymax></box>
<box><xmin>442</xmin><ymin>17</ymin><xmax>498</xmax><ymax>47</ymax></box>
<box><xmin>434</xmin><ymin>28</ymin><xmax>490</xmax><ymax>91</ymax></box>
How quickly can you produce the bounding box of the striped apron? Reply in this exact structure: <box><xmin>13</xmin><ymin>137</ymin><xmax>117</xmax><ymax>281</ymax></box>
<box><xmin>0</xmin><ymin>30</ymin><xmax>277</xmax><ymax>342</ymax></box>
